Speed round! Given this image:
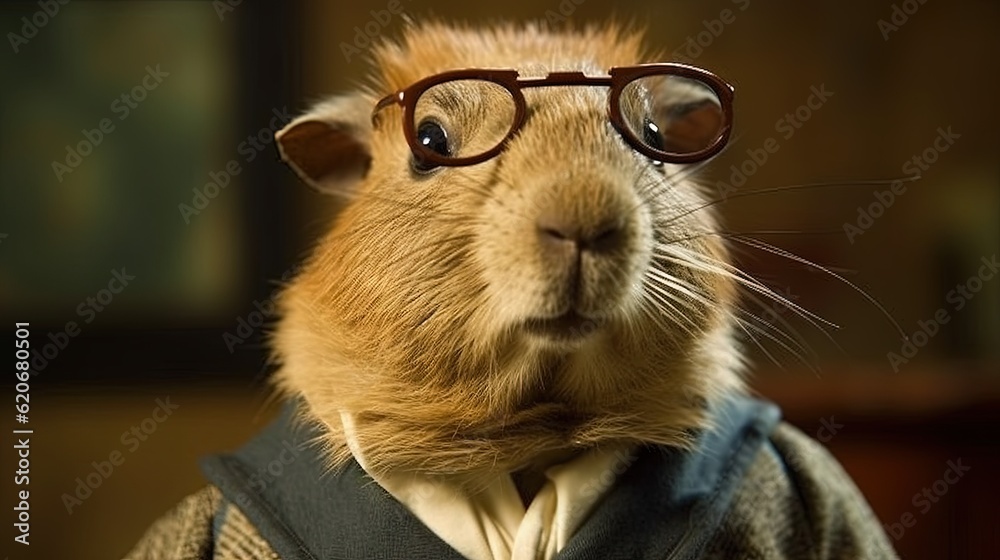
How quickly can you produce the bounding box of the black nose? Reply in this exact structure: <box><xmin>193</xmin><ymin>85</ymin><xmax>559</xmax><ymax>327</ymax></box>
<box><xmin>537</xmin><ymin>220</ymin><xmax>624</xmax><ymax>254</ymax></box>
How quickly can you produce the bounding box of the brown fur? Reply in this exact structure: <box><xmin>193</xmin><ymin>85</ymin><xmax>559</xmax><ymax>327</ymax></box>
<box><xmin>271</xmin><ymin>21</ymin><xmax>744</xmax><ymax>489</ymax></box>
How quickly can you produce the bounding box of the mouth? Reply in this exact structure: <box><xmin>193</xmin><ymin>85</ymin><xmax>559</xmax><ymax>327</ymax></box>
<box><xmin>523</xmin><ymin>311</ymin><xmax>601</xmax><ymax>342</ymax></box>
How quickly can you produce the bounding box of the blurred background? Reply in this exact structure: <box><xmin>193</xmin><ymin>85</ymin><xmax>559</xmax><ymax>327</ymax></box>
<box><xmin>0</xmin><ymin>1</ymin><xmax>997</xmax><ymax>558</ymax></box>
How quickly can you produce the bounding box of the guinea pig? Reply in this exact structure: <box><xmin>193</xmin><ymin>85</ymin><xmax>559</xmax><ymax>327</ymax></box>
<box><xmin>129</xmin><ymin>21</ymin><xmax>898</xmax><ymax>560</ymax></box>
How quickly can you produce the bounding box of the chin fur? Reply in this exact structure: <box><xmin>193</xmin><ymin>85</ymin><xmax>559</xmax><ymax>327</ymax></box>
<box><xmin>271</xmin><ymin>276</ymin><xmax>745</xmax><ymax>489</ymax></box>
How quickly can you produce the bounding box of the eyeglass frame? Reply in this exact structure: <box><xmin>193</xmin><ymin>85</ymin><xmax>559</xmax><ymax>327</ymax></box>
<box><xmin>370</xmin><ymin>63</ymin><xmax>735</xmax><ymax>167</ymax></box>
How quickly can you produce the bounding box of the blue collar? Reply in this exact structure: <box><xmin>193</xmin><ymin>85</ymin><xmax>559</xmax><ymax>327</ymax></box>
<box><xmin>201</xmin><ymin>394</ymin><xmax>780</xmax><ymax>559</ymax></box>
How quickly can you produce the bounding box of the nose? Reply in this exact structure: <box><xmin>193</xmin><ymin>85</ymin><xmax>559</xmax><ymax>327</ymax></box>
<box><xmin>537</xmin><ymin>218</ymin><xmax>625</xmax><ymax>254</ymax></box>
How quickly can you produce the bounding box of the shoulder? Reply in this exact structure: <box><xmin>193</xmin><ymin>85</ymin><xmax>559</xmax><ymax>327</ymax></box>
<box><xmin>703</xmin><ymin>422</ymin><xmax>900</xmax><ymax>560</ymax></box>
<box><xmin>125</xmin><ymin>486</ymin><xmax>280</xmax><ymax>560</ymax></box>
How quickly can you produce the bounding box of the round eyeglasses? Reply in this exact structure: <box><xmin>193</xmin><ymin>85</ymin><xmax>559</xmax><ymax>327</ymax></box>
<box><xmin>371</xmin><ymin>63</ymin><xmax>735</xmax><ymax>168</ymax></box>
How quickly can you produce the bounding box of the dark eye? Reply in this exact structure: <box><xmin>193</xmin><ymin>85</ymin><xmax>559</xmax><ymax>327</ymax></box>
<box><xmin>412</xmin><ymin>119</ymin><xmax>450</xmax><ymax>172</ymax></box>
<box><xmin>642</xmin><ymin>119</ymin><xmax>665</xmax><ymax>166</ymax></box>
<box><xmin>642</xmin><ymin>119</ymin><xmax>664</xmax><ymax>151</ymax></box>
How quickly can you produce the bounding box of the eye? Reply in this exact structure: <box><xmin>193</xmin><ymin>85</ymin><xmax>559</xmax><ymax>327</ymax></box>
<box><xmin>642</xmin><ymin>119</ymin><xmax>664</xmax><ymax>151</ymax></box>
<box><xmin>642</xmin><ymin>119</ymin><xmax>665</xmax><ymax>166</ymax></box>
<box><xmin>417</xmin><ymin>119</ymin><xmax>450</xmax><ymax>155</ymax></box>
<box><xmin>412</xmin><ymin>119</ymin><xmax>451</xmax><ymax>172</ymax></box>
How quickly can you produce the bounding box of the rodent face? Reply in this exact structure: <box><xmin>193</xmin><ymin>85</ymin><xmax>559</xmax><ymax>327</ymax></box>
<box><xmin>366</xmin><ymin>73</ymin><xmax>666</xmax><ymax>348</ymax></box>
<box><xmin>274</xmin><ymin>23</ymin><xmax>742</xmax><ymax>480</ymax></box>
<box><xmin>475</xmin><ymin>80</ymin><xmax>713</xmax><ymax>346</ymax></box>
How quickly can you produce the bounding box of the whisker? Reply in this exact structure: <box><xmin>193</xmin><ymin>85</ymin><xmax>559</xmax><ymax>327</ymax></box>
<box><xmin>646</xmin><ymin>267</ymin><xmax>718</xmax><ymax>309</ymax></box>
<box><xmin>733</xmin><ymin>318</ymin><xmax>784</xmax><ymax>371</ymax></box>
<box><xmin>644</xmin><ymin>231</ymin><xmax>830</xmax><ymax>369</ymax></box>
<box><xmin>636</xmin><ymin>301</ymin><xmax>681</xmax><ymax>346</ymax></box>
<box><xmin>659</xmin><ymin>131</ymin><xmax>745</xmax><ymax>190</ymax></box>
<box><xmin>642</xmin><ymin>278</ymin><xmax>701</xmax><ymax>336</ymax></box>
<box><xmin>729</xmin><ymin>299</ymin><xmax>817</xmax><ymax>362</ymax></box>
<box><xmin>654</xmin><ymin>243</ymin><xmax>839</xmax><ymax>331</ymax></box>
<box><xmin>718</xmin><ymin>228</ymin><xmax>846</xmax><ymax>237</ymax></box>
<box><xmin>735</xmin><ymin>319</ymin><xmax>785</xmax><ymax>370</ymax></box>
<box><xmin>626</xmin><ymin>133</ymin><xmax>746</xmax><ymax>217</ymax></box>
<box><xmin>734</xmin><ymin>314</ymin><xmax>818</xmax><ymax>373</ymax></box>
<box><xmin>658</xmin><ymin>230</ymin><xmax>865</xmax><ymax>280</ymax></box>
<box><xmin>653</xmin><ymin>243</ymin><xmax>843</xmax><ymax>366</ymax></box>
<box><xmin>732</xmin><ymin>286</ymin><xmax>833</xmax><ymax>369</ymax></box>
<box><xmin>658</xmin><ymin>176</ymin><xmax>921</xmax><ymax>229</ymax></box>
<box><xmin>727</xmin><ymin>235</ymin><xmax>907</xmax><ymax>340</ymax></box>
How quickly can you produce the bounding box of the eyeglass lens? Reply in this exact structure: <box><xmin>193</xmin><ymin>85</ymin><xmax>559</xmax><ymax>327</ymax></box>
<box><xmin>618</xmin><ymin>74</ymin><xmax>725</xmax><ymax>157</ymax></box>
<box><xmin>413</xmin><ymin>79</ymin><xmax>517</xmax><ymax>160</ymax></box>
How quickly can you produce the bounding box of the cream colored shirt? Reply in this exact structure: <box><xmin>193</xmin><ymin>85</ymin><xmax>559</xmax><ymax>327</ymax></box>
<box><xmin>342</xmin><ymin>413</ymin><xmax>632</xmax><ymax>560</ymax></box>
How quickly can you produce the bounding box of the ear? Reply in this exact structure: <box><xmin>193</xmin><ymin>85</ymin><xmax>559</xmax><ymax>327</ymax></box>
<box><xmin>652</xmin><ymin>77</ymin><xmax>726</xmax><ymax>155</ymax></box>
<box><xmin>276</xmin><ymin>94</ymin><xmax>373</xmax><ymax>193</ymax></box>
<box><xmin>660</xmin><ymin>99</ymin><xmax>724</xmax><ymax>154</ymax></box>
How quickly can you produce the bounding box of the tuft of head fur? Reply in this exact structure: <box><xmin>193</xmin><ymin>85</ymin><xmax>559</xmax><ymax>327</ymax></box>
<box><xmin>272</xmin><ymin>21</ymin><xmax>744</xmax><ymax>488</ymax></box>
